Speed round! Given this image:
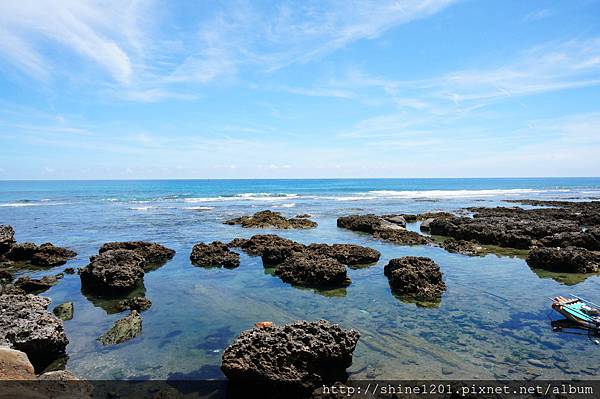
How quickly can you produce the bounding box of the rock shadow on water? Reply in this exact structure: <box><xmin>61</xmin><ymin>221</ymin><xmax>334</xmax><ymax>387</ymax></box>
<box><xmin>167</xmin><ymin>365</ymin><xmax>226</xmax><ymax>395</ymax></box>
<box><xmin>531</xmin><ymin>268</ymin><xmax>599</xmax><ymax>286</ymax></box>
<box><xmin>81</xmin><ymin>280</ymin><xmax>147</xmax><ymax>315</ymax></box>
<box><xmin>390</xmin><ymin>290</ymin><xmax>443</xmax><ymax>308</ymax></box>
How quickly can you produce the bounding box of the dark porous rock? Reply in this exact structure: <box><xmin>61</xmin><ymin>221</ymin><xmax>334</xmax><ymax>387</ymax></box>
<box><xmin>0</xmin><ymin>284</ymin><xmax>25</xmax><ymax>296</ymax></box>
<box><xmin>63</xmin><ymin>267</ymin><xmax>76</xmax><ymax>274</ymax></box>
<box><xmin>419</xmin><ymin>218</ymin><xmax>436</xmax><ymax>232</ymax></box>
<box><xmin>99</xmin><ymin>310</ymin><xmax>143</xmax><ymax>345</ymax></box>
<box><xmin>526</xmin><ymin>246</ymin><xmax>600</xmax><ymax>273</ymax></box>
<box><xmin>261</xmin><ymin>245</ymin><xmax>303</xmax><ymax>267</ymax></box>
<box><xmin>221</xmin><ymin>320</ymin><xmax>360</xmax><ymax>396</ymax></box>
<box><xmin>0</xmin><ymin>225</ymin><xmax>16</xmax><ymax>254</ymax></box>
<box><xmin>190</xmin><ymin>241</ymin><xmax>240</xmax><ymax>268</ymax></box>
<box><xmin>0</xmin><ymin>269</ymin><xmax>12</xmax><ymax>284</ymax></box>
<box><xmin>0</xmin><ymin>294</ymin><xmax>68</xmax><ymax>369</ymax></box>
<box><xmin>14</xmin><ymin>275</ymin><xmax>60</xmax><ymax>294</ymax></box>
<box><xmin>441</xmin><ymin>239</ymin><xmax>484</xmax><ymax>256</ymax></box>
<box><xmin>230</xmin><ymin>234</ymin><xmax>304</xmax><ymax>256</ymax></box>
<box><xmin>224</xmin><ymin>210</ymin><xmax>318</xmax><ymax>229</ymax></box>
<box><xmin>80</xmin><ymin>249</ymin><xmax>145</xmax><ymax>292</ymax></box>
<box><xmin>99</xmin><ymin>241</ymin><xmax>175</xmax><ymax>268</ymax></box>
<box><xmin>117</xmin><ymin>296</ymin><xmax>152</xmax><ymax>312</ymax></box>
<box><xmin>373</xmin><ymin>229</ymin><xmax>432</xmax><ymax>245</ymax></box>
<box><xmin>307</xmin><ymin>243</ymin><xmax>381</xmax><ymax>266</ymax></box>
<box><xmin>275</xmin><ymin>252</ymin><xmax>350</xmax><ymax>288</ymax></box>
<box><xmin>337</xmin><ymin>214</ymin><xmax>403</xmax><ymax>233</ymax></box>
<box><xmin>384</xmin><ymin>257</ymin><xmax>446</xmax><ymax>301</ymax></box>
<box><xmin>295</xmin><ymin>214</ymin><xmax>312</xmax><ymax>219</ymax></box>
<box><xmin>6</xmin><ymin>243</ymin><xmax>76</xmax><ymax>267</ymax></box>
<box><xmin>539</xmin><ymin>228</ymin><xmax>600</xmax><ymax>251</ymax></box>
<box><xmin>52</xmin><ymin>302</ymin><xmax>74</xmax><ymax>321</ymax></box>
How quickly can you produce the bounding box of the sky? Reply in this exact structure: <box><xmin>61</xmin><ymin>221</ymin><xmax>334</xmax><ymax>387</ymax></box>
<box><xmin>0</xmin><ymin>0</ymin><xmax>599</xmax><ymax>180</ymax></box>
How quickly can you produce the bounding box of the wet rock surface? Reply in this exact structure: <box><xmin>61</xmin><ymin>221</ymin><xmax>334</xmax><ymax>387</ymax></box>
<box><xmin>230</xmin><ymin>234</ymin><xmax>304</xmax><ymax>257</ymax></box>
<box><xmin>275</xmin><ymin>252</ymin><xmax>350</xmax><ymax>288</ymax></box>
<box><xmin>384</xmin><ymin>257</ymin><xmax>446</xmax><ymax>302</ymax></box>
<box><xmin>440</xmin><ymin>239</ymin><xmax>485</xmax><ymax>256</ymax></box>
<box><xmin>225</xmin><ymin>210</ymin><xmax>318</xmax><ymax>229</ymax></box>
<box><xmin>538</xmin><ymin>228</ymin><xmax>600</xmax><ymax>250</ymax></box>
<box><xmin>52</xmin><ymin>302</ymin><xmax>74</xmax><ymax>321</ymax></box>
<box><xmin>99</xmin><ymin>311</ymin><xmax>143</xmax><ymax>345</ymax></box>
<box><xmin>373</xmin><ymin>229</ymin><xmax>432</xmax><ymax>245</ymax></box>
<box><xmin>221</xmin><ymin>320</ymin><xmax>360</xmax><ymax>395</ymax></box>
<box><xmin>80</xmin><ymin>249</ymin><xmax>145</xmax><ymax>292</ymax></box>
<box><xmin>0</xmin><ymin>294</ymin><xmax>68</xmax><ymax>369</ymax></box>
<box><xmin>99</xmin><ymin>241</ymin><xmax>175</xmax><ymax>269</ymax></box>
<box><xmin>307</xmin><ymin>243</ymin><xmax>380</xmax><ymax>266</ymax></box>
<box><xmin>526</xmin><ymin>246</ymin><xmax>600</xmax><ymax>273</ymax></box>
<box><xmin>190</xmin><ymin>241</ymin><xmax>240</xmax><ymax>268</ymax></box>
<box><xmin>0</xmin><ymin>225</ymin><xmax>16</xmax><ymax>255</ymax></box>
<box><xmin>5</xmin><ymin>242</ymin><xmax>76</xmax><ymax>267</ymax></box>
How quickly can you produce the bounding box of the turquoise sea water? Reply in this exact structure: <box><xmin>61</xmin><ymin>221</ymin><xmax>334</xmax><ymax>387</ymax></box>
<box><xmin>1</xmin><ymin>178</ymin><xmax>600</xmax><ymax>380</ymax></box>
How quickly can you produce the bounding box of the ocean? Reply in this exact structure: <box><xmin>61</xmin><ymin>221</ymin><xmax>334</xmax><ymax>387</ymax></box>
<box><xmin>1</xmin><ymin>177</ymin><xmax>600</xmax><ymax>380</ymax></box>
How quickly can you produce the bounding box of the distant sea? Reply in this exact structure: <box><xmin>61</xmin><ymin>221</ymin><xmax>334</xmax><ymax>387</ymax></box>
<box><xmin>1</xmin><ymin>177</ymin><xmax>600</xmax><ymax>380</ymax></box>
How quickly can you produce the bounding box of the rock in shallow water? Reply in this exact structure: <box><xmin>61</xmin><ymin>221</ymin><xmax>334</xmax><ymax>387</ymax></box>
<box><xmin>190</xmin><ymin>241</ymin><xmax>240</xmax><ymax>268</ymax></box>
<box><xmin>0</xmin><ymin>294</ymin><xmax>68</xmax><ymax>368</ymax></box>
<box><xmin>52</xmin><ymin>302</ymin><xmax>74</xmax><ymax>321</ymax></box>
<box><xmin>441</xmin><ymin>238</ymin><xmax>484</xmax><ymax>256</ymax></box>
<box><xmin>224</xmin><ymin>210</ymin><xmax>318</xmax><ymax>229</ymax></box>
<box><xmin>307</xmin><ymin>243</ymin><xmax>380</xmax><ymax>266</ymax></box>
<box><xmin>14</xmin><ymin>274</ymin><xmax>61</xmax><ymax>294</ymax></box>
<box><xmin>526</xmin><ymin>246</ymin><xmax>600</xmax><ymax>273</ymax></box>
<box><xmin>275</xmin><ymin>252</ymin><xmax>350</xmax><ymax>288</ymax></box>
<box><xmin>80</xmin><ymin>249</ymin><xmax>145</xmax><ymax>292</ymax></box>
<box><xmin>5</xmin><ymin>242</ymin><xmax>76</xmax><ymax>267</ymax></box>
<box><xmin>373</xmin><ymin>229</ymin><xmax>432</xmax><ymax>245</ymax></box>
<box><xmin>99</xmin><ymin>241</ymin><xmax>175</xmax><ymax>269</ymax></box>
<box><xmin>384</xmin><ymin>257</ymin><xmax>446</xmax><ymax>302</ymax></box>
<box><xmin>221</xmin><ymin>320</ymin><xmax>360</xmax><ymax>395</ymax></box>
<box><xmin>99</xmin><ymin>311</ymin><xmax>143</xmax><ymax>345</ymax></box>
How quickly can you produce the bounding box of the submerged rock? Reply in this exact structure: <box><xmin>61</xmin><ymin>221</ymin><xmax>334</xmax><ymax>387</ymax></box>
<box><xmin>224</xmin><ymin>210</ymin><xmax>318</xmax><ymax>229</ymax></box>
<box><xmin>275</xmin><ymin>252</ymin><xmax>350</xmax><ymax>288</ymax></box>
<box><xmin>14</xmin><ymin>275</ymin><xmax>61</xmax><ymax>294</ymax></box>
<box><xmin>117</xmin><ymin>296</ymin><xmax>152</xmax><ymax>312</ymax></box>
<box><xmin>307</xmin><ymin>243</ymin><xmax>380</xmax><ymax>265</ymax></box>
<box><xmin>384</xmin><ymin>257</ymin><xmax>446</xmax><ymax>301</ymax></box>
<box><xmin>80</xmin><ymin>249</ymin><xmax>145</xmax><ymax>292</ymax></box>
<box><xmin>221</xmin><ymin>320</ymin><xmax>360</xmax><ymax>395</ymax></box>
<box><xmin>441</xmin><ymin>238</ymin><xmax>484</xmax><ymax>256</ymax></box>
<box><xmin>52</xmin><ymin>302</ymin><xmax>74</xmax><ymax>321</ymax></box>
<box><xmin>190</xmin><ymin>241</ymin><xmax>240</xmax><ymax>268</ymax></box>
<box><xmin>0</xmin><ymin>225</ymin><xmax>16</xmax><ymax>254</ymax></box>
<box><xmin>0</xmin><ymin>346</ymin><xmax>36</xmax><ymax>380</ymax></box>
<box><xmin>526</xmin><ymin>246</ymin><xmax>600</xmax><ymax>273</ymax></box>
<box><xmin>6</xmin><ymin>243</ymin><xmax>76</xmax><ymax>267</ymax></box>
<box><xmin>99</xmin><ymin>311</ymin><xmax>143</xmax><ymax>345</ymax></box>
<box><xmin>0</xmin><ymin>294</ymin><xmax>68</xmax><ymax>368</ymax></box>
<box><xmin>99</xmin><ymin>241</ymin><xmax>175</xmax><ymax>269</ymax></box>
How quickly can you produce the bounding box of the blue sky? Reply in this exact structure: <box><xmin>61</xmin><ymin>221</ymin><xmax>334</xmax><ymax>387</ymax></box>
<box><xmin>1</xmin><ymin>0</ymin><xmax>599</xmax><ymax>179</ymax></box>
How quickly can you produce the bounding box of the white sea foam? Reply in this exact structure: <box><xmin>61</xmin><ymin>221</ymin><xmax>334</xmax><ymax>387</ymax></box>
<box><xmin>363</xmin><ymin>188</ymin><xmax>546</xmax><ymax>199</ymax></box>
<box><xmin>183</xmin><ymin>193</ymin><xmax>299</xmax><ymax>203</ymax></box>
<box><xmin>274</xmin><ymin>203</ymin><xmax>296</xmax><ymax>208</ymax></box>
<box><xmin>185</xmin><ymin>206</ymin><xmax>214</xmax><ymax>211</ymax></box>
<box><xmin>0</xmin><ymin>202</ymin><xmax>68</xmax><ymax>207</ymax></box>
<box><xmin>129</xmin><ymin>206</ymin><xmax>157</xmax><ymax>211</ymax></box>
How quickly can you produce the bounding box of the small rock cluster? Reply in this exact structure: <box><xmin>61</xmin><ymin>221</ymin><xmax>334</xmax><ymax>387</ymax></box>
<box><xmin>224</xmin><ymin>210</ymin><xmax>318</xmax><ymax>229</ymax></box>
<box><xmin>337</xmin><ymin>214</ymin><xmax>434</xmax><ymax>245</ymax></box>
<box><xmin>0</xmin><ymin>225</ymin><xmax>76</xmax><ymax>266</ymax></box>
<box><xmin>384</xmin><ymin>257</ymin><xmax>446</xmax><ymax>304</ymax></box>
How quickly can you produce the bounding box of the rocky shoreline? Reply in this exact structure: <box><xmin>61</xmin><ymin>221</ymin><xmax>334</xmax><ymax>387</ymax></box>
<box><xmin>1</xmin><ymin>199</ymin><xmax>600</xmax><ymax>392</ymax></box>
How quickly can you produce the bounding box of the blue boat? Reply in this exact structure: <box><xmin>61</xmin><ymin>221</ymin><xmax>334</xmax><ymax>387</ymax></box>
<box><xmin>552</xmin><ymin>296</ymin><xmax>600</xmax><ymax>331</ymax></box>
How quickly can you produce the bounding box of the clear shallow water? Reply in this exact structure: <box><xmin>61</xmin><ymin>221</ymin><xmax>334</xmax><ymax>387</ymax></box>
<box><xmin>1</xmin><ymin>178</ymin><xmax>600</xmax><ymax>380</ymax></box>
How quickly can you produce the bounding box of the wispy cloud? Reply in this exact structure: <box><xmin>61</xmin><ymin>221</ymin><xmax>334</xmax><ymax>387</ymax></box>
<box><xmin>0</xmin><ymin>0</ymin><xmax>454</xmax><ymax>101</ymax></box>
